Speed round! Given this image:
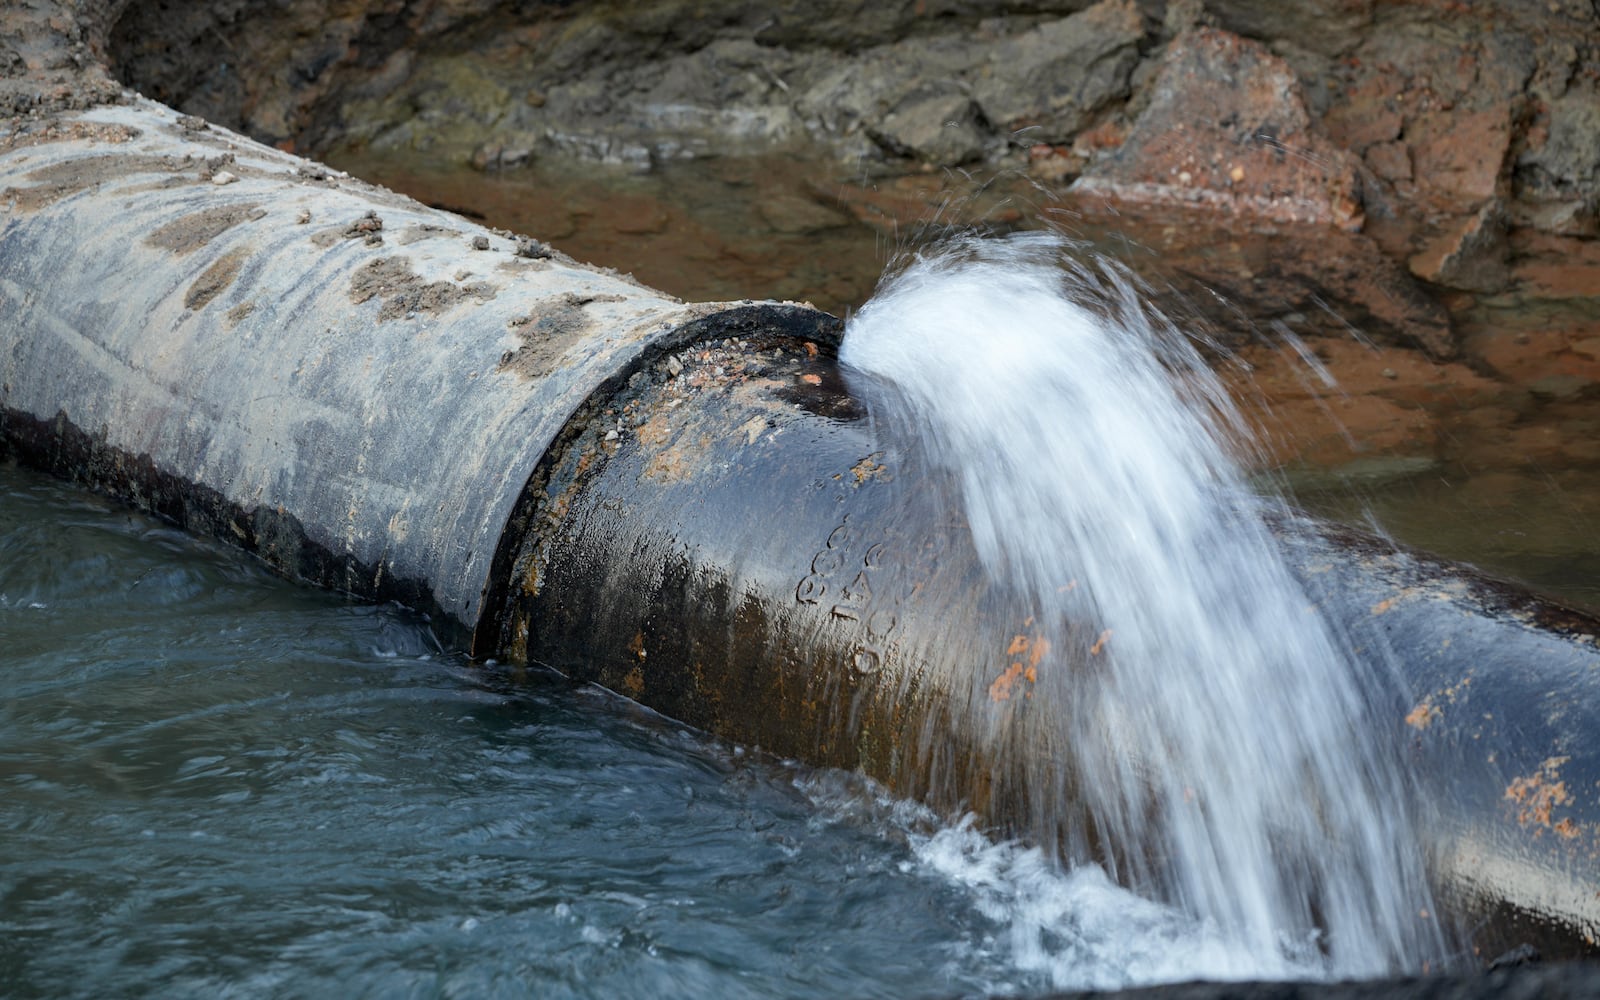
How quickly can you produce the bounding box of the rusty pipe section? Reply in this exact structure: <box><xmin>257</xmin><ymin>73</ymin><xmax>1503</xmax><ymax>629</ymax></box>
<box><xmin>502</xmin><ymin>333</ymin><xmax>1600</xmax><ymax>963</ymax></box>
<box><xmin>1282</xmin><ymin>525</ymin><xmax>1600</xmax><ymax>962</ymax></box>
<box><xmin>0</xmin><ymin>97</ymin><xmax>837</xmax><ymax>647</ymax></box>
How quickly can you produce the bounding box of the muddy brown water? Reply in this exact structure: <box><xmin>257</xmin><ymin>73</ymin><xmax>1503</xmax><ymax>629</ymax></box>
<box><xmin>329</xmin><ymin>147</ymin><xmax>1600</xmax><ymax>614</ymax></box>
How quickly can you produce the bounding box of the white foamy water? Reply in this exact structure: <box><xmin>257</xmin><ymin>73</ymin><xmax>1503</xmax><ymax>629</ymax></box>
<box><xmin>840</xmin><ymin>233</ymin><xmax>1447</xmax><ymax>982</ymax></box>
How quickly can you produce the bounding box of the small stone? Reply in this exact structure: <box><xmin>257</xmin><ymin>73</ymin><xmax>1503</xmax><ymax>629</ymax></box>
<box><xmin>1408</xmin><ymin>200</ymin><xmax>1510</xmax><ymax>293</ymax></box>
<box><xmin>471</xmin><ymin>235</ymin><xmax>490</xmax><ymax>251</ymax></box>
<box><xmin>295</xmin><ymin>209</ymin><xmax>311</xmax><ymax>225</ymax></box>
<box><xmin>1365</xmin><ymin>141</ymin><xmax>1412</xmax><ymax>183</ymax></box>
<box><xmin>1382</xmin><ymin>368</ymin><xmax>1398</xmax><ymax>379</ymax></box>
<box><xmin>344</xmin><ymin>211</ymin><xmax>383</xmax><ymax>238</ymax></box>
<box><xmin>1527</xmin><ymin>373</ymin><xmax>1597</xmax><ymax>402</ymax></box>
<box><xmin>1570</xmin><ymin>337</ymin><xmax>1600</xmax><ymax>361</ymax></box>
<box><xmin>1229</xmin><ymin>165</ymin><xmax>1245</xmax><ymax>182</ymax></box>
<box><xmin>211</xmin><ymin>170</ymin><xmax>238</xmax><ymax>185</ymax></box>
<box><xmin>666</xmin><ymin>355</ymin><xmax>683</xmax><ymax>377</ymax></box>
<box><xmin>604</xmin><ymin>429</ymin><xmax>619</xmax><ymax>442</ymax></box>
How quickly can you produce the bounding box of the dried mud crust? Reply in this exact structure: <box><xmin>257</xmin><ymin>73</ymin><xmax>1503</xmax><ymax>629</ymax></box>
<box><xmin>144</xmin><ymin>202</ymin><xmax>264</xmax><ymax>253</ymax></box>
<box><xmin>0</xmin><ymin>150</ymin><xmax>182</xmax><ymax>212</ymax></box>
<box><xmin>346</xmin><ymin>255</ymin><xmax>498</xmax><ymax>322</ymax></box>
<box><xmin>183</xmin><ymin>246</ymin><xmax>249</xmax><ymax>308</ymax></box>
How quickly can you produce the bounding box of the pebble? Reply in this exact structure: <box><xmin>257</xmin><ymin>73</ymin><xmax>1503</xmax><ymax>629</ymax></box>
<box><xmin>211</xmin><ymin>170</ymin><xmax>238</xmax><ymax>185</ymax></box>
<box><xmin>666</xmin><ymin>355</ymin><xmax>683</xmax><ymax>376</ymax></box>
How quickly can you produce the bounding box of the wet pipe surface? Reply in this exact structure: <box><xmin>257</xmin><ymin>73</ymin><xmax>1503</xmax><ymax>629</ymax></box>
<box><xmin>491</xmin><ymin>326</ymin><xmax>1600</xmax><ymax>965</ymax></box>
<box><xmin>500</xmin><ymin>326</ymin><xmax>1119</xmax><ymax>847</ymax></box>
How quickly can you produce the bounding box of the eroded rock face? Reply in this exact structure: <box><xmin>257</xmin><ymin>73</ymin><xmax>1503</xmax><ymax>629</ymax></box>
<box><xmin>1075</xmin><ymin>27</ymin><xmax>1365</xmax><ymax>229</ymax></box>
<box><xmin>6</xmin><ymin>0</ymin><xmax>1600</xmax><ymax>468</ymax></box>
<box><xmin>93</xmin><ymin>0</ymin><xmax>1600</xmax><ymax>239</ymax></box>
<box><xmin>96</xmin><ymin>0</ymin><xmax>1600</xmax><ymax>240</ymax></box>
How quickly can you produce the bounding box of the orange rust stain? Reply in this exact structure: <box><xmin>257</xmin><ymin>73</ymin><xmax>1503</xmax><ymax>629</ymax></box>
<box><xmin>636</xmin><ymin>413</ymin><xmax>675</xmax><ymax>447</ymax></box>
<box><xmin>849</xmin><ymin>454</ymin><xmax>889</xmax><ymax>486</ymax></box>
<box><xmin>627</xmin><ymin>631</ymin><xmax>648</xmax><ymax>662</ymax></box>
<box><xmin>1505</xmin><ymin>756</ymin><xmax>1578</xmax><ymax>838</ymax></box>
<box><xmin>1090</xmin><ymin>630</ymin><xmax>1113</xmax><ymax>656</ymax></box>
<box><xmin>1001</xmin><ymin>632</ymin><xmax>1051</xmax><ymax>696</ymax></box>
<box><xmin>800</xmin><ymin>373</ymin><xmax>822</xmax><ymax>385</ymax></box>
<box><xmin>1371</xmin><ymin>597</ymin><xmax>1397</xmax><ymax>615</ymax></box>
<box><xmin>804</xmin><ymin>341</ymin><xmax>819</xmax><ymax>358</ymax></box>
<box><xmin>989</xmin><ymin>663</ymin><xmax>1026</xmax><ymax>702</ymax></box>
<box><xmin>1406</xmin><ymin>677</ymin><xmax>1472</xmax><ymax>729</ymax></box>
<box><xmin>1405</xmin><ymin>699</ymin><xmax>1441</xmax><ymax>730</ymax></box>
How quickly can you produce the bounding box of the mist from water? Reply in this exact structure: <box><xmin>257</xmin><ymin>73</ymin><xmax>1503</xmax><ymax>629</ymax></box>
<box><xmin>839</xmin><ymin>232</ymin><xmax>1448</xmax><ymax>980</ymax></box>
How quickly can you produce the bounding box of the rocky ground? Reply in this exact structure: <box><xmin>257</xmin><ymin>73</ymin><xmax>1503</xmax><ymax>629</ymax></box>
<box><xmin>62</xmin><ymin>0</ymin><xmax>1597</xmax><ymax>479</ymax></box>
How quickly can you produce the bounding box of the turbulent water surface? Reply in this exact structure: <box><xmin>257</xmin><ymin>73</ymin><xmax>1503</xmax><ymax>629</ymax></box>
<box><xmin>2</xmin><ymin>462</ymin><xmax>1333</xmax><ymax>998</ymax></box>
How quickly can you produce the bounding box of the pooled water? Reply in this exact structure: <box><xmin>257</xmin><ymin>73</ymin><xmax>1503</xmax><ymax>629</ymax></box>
<box><xmin>0</xmin><ymin>462</ymin><xmax>1391</xmax><ymax>997</ymax></box>
<box><xmin>841</xmin><ymin>233</ymin><xmax>1449</xmax><ymax>979</ymax></box>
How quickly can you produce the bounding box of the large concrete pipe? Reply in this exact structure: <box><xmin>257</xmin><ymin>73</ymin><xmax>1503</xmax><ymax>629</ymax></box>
<box><xmin>0</xmin><ymin>98</ymin><xmax>838</xmax><ymax>650</ymax></box>
<box><xmin>5</xmin><ymin>99</ymin><xmax>1600</xmax><ymax>969</ymax></box>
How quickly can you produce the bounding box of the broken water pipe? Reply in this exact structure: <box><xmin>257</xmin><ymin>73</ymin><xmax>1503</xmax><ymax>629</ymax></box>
<box><xmin>3</xmin><ymin>93</ymin><xmax>1600</xmax><ymax>977</ymax></box>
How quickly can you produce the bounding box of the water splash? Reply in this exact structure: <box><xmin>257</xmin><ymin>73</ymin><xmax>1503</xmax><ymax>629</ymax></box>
<box><xmin>840</xmin><ymin>233</ymin><xmax>1446</xmax><ymax>980</ymax></box>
